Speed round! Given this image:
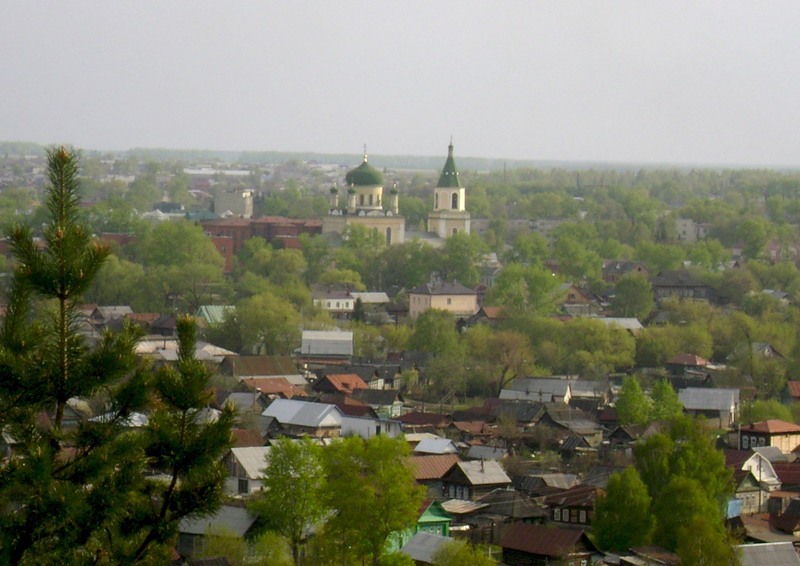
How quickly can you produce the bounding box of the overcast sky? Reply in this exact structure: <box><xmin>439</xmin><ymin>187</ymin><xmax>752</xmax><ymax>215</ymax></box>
<box><xmin>2</xmin><ymin>2</ymin><xmax>800</xmax><ymax>166</ymax></box>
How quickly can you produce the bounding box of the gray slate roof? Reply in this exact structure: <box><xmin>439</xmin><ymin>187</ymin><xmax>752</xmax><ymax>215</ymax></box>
<box><xmin>350</xmin><ymin>291</ymin><xmax>390</xmax><ymax>304</ymax></box>
<box><xmin>595</xmin><ymin>317</ymin><xmax>644</xmax><ymax>331</ymax></box>
<box><xmin>230</xmin><ymin>446</ymin><xmax>270</xmax><ymax>480</ymax></box>
<box><xmin>454</xmin><ymin>460</ymin><xmax>511</xmax><ymax>486</ymax></box>
<box><xmin>678</xmin><ymin>387</ymin><xmax>739</xmax><ymax>411</ymax></box>
<box><xmin>400</xmin><ymin>532</ymin><xmax>453</xmax><ymax>564</ymax></box>
<box><xmin>506</xmin><ymin>377</ymin><xmax>570</xmax><ymax>397</ymax></box>
<box><xmin>466</xmin><ymin>445</ymin><xmax>507</xmax><ymax>460</ymax></box>
<box><xmin>409</xmin><ymin>281</ymin><xmax>476</xmax><ymax>296</ymax></box>
<box><xmin>179</xmin><ymin>505</ymin><xmax>256</xmax><ymax>537</ymax></box>
<box><xmin>299</xmin><ymin>330</ymin><xmax>353</xmax><ymax>356</ymax></box>
<box><xmin>738</xmin><ymin>542</ymin><xmax>800</xmax><ymax>566</ymax></box>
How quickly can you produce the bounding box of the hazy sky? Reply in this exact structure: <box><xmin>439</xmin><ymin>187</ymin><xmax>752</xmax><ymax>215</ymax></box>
<box><xmin>3</xmin><ymin>2</ymin><xmax>800</xmax><ymax>166</ymax></box>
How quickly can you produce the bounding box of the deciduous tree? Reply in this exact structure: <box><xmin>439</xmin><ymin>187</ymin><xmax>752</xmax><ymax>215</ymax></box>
<box><xmin>320</xmin><ymin>435</ymin><xmax>424</xmax><ymax>566</ymax></box>
<box><xmin>249</xmin><ymin>438</ymin><xmax>326</xmax><ymax>565</ymax></box>
<box><xmin>616</xmin><ymin>376</ymin><xmax>652</xmax><ymax>425</ymax></box>
<box><xmin>592</xmin><ymin>467</ymin><xmax>655</xmax><ymax>552</ymax></box>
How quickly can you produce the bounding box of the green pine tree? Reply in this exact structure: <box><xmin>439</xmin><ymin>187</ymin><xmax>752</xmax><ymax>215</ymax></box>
<box><xmin>0</xmin><ymin>147</ymin><xmax>234</xmax><ymax>564</ymax></box>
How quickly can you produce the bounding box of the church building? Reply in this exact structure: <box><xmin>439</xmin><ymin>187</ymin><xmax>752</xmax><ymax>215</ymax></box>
<box><xmin>427</xmin><ymin>141</ymin><xmax>470</xmax><ymax>238</ymax></box>
<box><xmin>322</xmin><ymin>149</ymin><xmax>406</xmax><ymax>244</ymax></box>
<box><xmin>322</xmin><ymin>142</ymin><xmax>469</xmax><ymax>245</ymax></box>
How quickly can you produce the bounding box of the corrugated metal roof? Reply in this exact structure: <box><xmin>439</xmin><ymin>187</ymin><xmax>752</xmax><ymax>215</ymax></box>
<box><xmin>414</xmin><ymin>438</ymin><xmax>459</xmax><ymax>455</ymax></box>
<box><xmin>261</xmin><ymin>399</ymin><xmax>342</xmax><ymax>428</ymax></box>
<box><xmin>300</xmin><ymin>331</ymin><xmax>353</xmax><ymax>356</ymax></box>
<box><xmin>441</xmin><ymin>499</ymin><xmax>489</xmax><ymax>515</ymax></box>
<box><xmin>411</xmin><ymin>454</ymin><xmax>461</xmax><ymax>481</ymax></box>
<box><xmin>507</xmin><ymin>377</ymin><xmax>570</xmax><ymax>396</ymax></box>
<box><xmin>196</xmin><ymin>305</ymin><xmax>234</xmax><ymax>325</ymax></box>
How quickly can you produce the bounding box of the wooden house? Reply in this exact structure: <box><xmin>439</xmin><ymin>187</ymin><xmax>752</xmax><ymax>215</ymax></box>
<box><xmin>411</xmin><ymin>454</ymin><xmax>461</xmax><ymax>500</ymax></box>
<box><xmin>500</xmin><ymin>523</ymin><xmax>597</xmax><ymax>566</ymax></box>
<box><xmin>544</xmin><ymin>484</ymin><xmax>603</xmax><ymax>527</ymax></box>
<box><xmin>678</xmin><ymin>387</ymin><xmax>740</xmax><ymax>428</ymax></box>
<box><xmin>222</xmin><ymin>446</ymin><xmax>270</xmax><ymax>496</ymax></box>
<box><xmin>740</xmin><ymin>420</ymin><xmax>800</xmax><ymax>453</ymax></box>
<box><xmin>312</xmin><ymin>373</ymin><xmax>368</xmax><ymax>395</ymax></box>
<box><xmin>442</xmin><ymin>460</ymin><xmax>511</xmax><ymax>501</ymax></box>
<box><xmin>177</xmin><ymin>505</ymin><xmax>257</xmax><ymax>559</ymax></box>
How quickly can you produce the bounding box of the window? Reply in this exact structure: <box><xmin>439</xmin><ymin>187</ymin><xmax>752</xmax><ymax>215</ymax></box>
<box><xmin>447</xmin><ymin>298</ymin><xmax>452</xmax><ymax>305</ymax></box>
<box><xmin>451</xmin><ymin>193</ymin><xmax>459</xmax><ymax>209</ymax></box>
<box><xmin>238</xmin><ymin>478</ymin><xmax>249</xmax><ymax>494</ymax></box>
<box><xmin>579</xmin><ymin>510</ymin><xmax>586</xmax><ymax>523</ymax></box>
<box><xmin>554</xmin><ymin>509</ymin><xmax>561</xmax><ymax>521</ymax></box>
<box><xmin>360</xmin><ymin>195</ymin><xmax>365</xmax><ymax>206</ymax></box>
<box><xmin>369</xmin><ymin>194</ymin><xmax>374</xmax><ymax>205</ymax></box>
<box><xmin>742</xmin><ymin>435</ymin><xmax>749</xmax><ymax>448</ymax></box>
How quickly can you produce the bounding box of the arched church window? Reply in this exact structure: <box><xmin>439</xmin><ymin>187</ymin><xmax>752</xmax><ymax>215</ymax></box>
<box><xmin>360</xmin><ymin>194</ymin><xmax>365</xmax><ymax>206</ymax></box>
<box><xmin>451</xmin><ymin>193</ymin><xmax>459</xmax><ymax>209</ymax></box>
<box><xmin>369</xmin><ymin>194</ymin><xmax>374</xmax><ymax>206</ymax></box>
<box><xmin>452</xmin><ymin>228</ymin><xmax>458</xmax><ymax>235</ymax></box>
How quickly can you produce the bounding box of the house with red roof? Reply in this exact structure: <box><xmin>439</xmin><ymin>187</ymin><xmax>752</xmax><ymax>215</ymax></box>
<box><xmin>312</xmin><ymin>373</ymin><xmax>368</xmax><ymax>395</ymax></box>
<box><xmin>398</xmin><ymin>411</ymin><xmax>450</xmax><ymax>433</ymax></box>
<box><xmin>783</xmin><ymin>380</ymin><xmax>800</xmax><ymax>404</ymax></box>
<box><xmin>241</xmin><ymin>377</ymin><xmax>307</xmax><ymax>399</ymax></box>
<box><xmin>409</xmin><ymin>454</ymin><xmax>461</xmax><ymax>500</ymax></box>
<box><xmin>666</xmin><ymin>353</ymin><xmax>709</xmax><ymax>375</ymax></box>
<box><xmin>740</xmin><ymin>420</ymin><xmax>800</xmax><ymax>453</ymax></box>
<box><xmin>500</xmin><ymin>523</ymin><xmax>598</xmax><ymax>566</ymax></box>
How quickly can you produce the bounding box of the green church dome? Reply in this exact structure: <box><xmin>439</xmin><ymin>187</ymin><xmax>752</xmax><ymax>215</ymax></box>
<box><xmin>437</xmin><ymin>142</ymin><xmax>461</xmax><ymax>188</ymax></box>
<box><xmin>346</xmin><ymin>154</ymin><xmax>384</xmax><ymax>186</ymax></box>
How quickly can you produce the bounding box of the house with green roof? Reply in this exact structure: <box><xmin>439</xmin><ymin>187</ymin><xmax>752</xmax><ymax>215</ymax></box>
<box><xmin>387</xmin><ymin>499</ymin><xmax>453</xmax><ymax>553</ymax></box>
<box><xmin>196</xmin><ymin>305</ymin><xmax>234</xmax><ymax>326</ymax></box>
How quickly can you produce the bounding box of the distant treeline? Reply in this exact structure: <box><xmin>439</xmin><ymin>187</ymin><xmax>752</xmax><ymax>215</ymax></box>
<box><xmin>3</xmin><ymin>141</ymin><xmax>770</xmax><ymax>173</ymax></box>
